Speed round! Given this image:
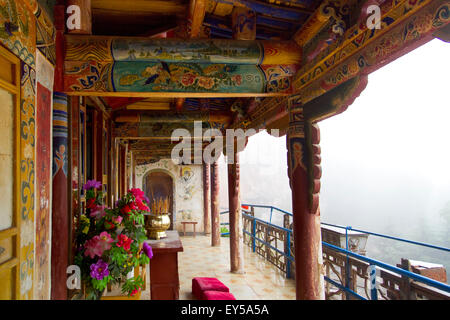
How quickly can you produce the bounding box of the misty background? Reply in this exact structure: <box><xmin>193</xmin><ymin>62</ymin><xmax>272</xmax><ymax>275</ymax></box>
<box><xmin>218</xmin><ymin>38</ymin><xmax>450</xmax><ymax>280</ymax></box>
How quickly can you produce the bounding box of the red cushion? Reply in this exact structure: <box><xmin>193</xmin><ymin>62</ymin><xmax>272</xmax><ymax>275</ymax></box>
<box><xmin>203</xmin><ymin>290</ymin><xmax>236</xmax><ymax>300</ymax></box>
<box><xmin>192</xmin><ymin>277</ymin><xmax>229</xmax><ymax>299</ymax></box>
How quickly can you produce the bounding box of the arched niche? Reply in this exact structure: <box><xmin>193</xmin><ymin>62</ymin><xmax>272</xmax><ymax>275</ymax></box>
<box><xmin>142</xmin><ymin>169</ymin><xmax>177</xmax><ymax>229</ymax></box>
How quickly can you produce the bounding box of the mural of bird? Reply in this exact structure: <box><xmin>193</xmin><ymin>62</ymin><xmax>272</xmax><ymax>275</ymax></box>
<box><xmin>159</xmin><ymin>60</ymin><xmax>171</xmax><ymax>75</ymax></box>
<box><xmin>144</xmin><ymin>74</ymin><xmax>159</xmax><ymax>85</ymax></box>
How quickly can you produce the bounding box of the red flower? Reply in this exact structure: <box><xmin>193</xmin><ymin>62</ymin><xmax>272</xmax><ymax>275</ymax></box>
<box><xmin>117</xmin><ymin>234</ymin><xmax>133</xmax><ymax>251</ymax></box>
<box><xmin>104</xmin><ymin>221</ymin><xmax>115</xmax><ymax>230</ymax></box>
<box><xmin>135</xmin><ymin>198</ymin><xmax>149</xmax><ymax>212</ymax></box>
<box><xmin>120</xmin><ymin>205</ymin><xmax>131</xmax><ymax>216</ymax></box>
<box><xmin>181</xmin><ymin>73</ymin><xmax>195</xmax><ymax>87</ymax></box>
<box><xmin>130</xmin><ymin>288</ymin><xmax>140</xmax><ymax>296</ymax></box>
<box><xmin>87</xmin><ymin>198</ymin><xmax>96</xmax><ymax>209</ymax></box>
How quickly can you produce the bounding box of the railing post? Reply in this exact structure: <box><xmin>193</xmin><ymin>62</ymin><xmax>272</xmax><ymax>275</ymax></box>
<box><xmin>283</xmin><ymin>214</ymin><xmax>290</xmax><ymax>229</ymax></box>
<box><xmin>399</xmin><ymin>258</ymin><xmax>415</xmax><ymax>300</ymax></box>
<box><xmin>286</xmin><ymin>231</ymin><xmax>291</xmax><ymax>279</ymax></box>
<box><xmin>269</xmin><ymin>207</ymin><xmax>273</xmax><ymax>224</ymax></box>
<box><xmin>252</xmin><ymin>217</ymin><xmax>256</xmax><ymax>253</ymax></box>
<box><xmin>369</xmin><ymin>265</ymin><xmax>378</xmax><ymax>300</ymax></box>
<box><xmin>345</xmin><ymin>226</ymin><xmax>351</xmax><ymax>300</ymax></box>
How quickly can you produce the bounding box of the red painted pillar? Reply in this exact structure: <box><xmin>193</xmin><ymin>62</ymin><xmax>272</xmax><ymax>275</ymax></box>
<box><xmin>203</xmin><ymin>163</ymin><xmax>211</xmax><ymax>234</ymax></box>
<box><xmin>286</xmin><ymin>97</ymin><xmax>324</xmax><ymax>300</ymax></box>
<box><xmin>51</xmin><ymin>4</ymin><xmax>68</xmax><ymax>300</ymax></box>
<box><xmin>228</xmin><ymin>149</ymin><xmax>244</xmax><ymax>273</ymax></box>
<box><xmin>210</xmin><ymin>161</ymin><xmax>220</xmax><ymax>246</ymax></box>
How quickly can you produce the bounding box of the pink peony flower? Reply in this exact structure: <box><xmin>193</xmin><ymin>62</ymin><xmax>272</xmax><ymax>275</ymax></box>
<box><xmin>90</xmin><ymin>205</ymin><xmax>106</xmax><ymax>219</ymax></box>
<box><xmin>84</xmin><ymin>232</ymin><xmax>114</xmax><ymax>258</ymax></box>
<box><xmin>112</xmin><ymin>216</ymin><xmax>123</xmax><ymax>224</ymax></box>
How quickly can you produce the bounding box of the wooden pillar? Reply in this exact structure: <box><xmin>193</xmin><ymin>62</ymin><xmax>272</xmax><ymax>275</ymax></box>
<box><xmin>51</xmin><ymin>4</ymin><xmax>68</xmax><ymax>300</ymax></box>
<box><xmin>286</xmin><ymin>97</ymin><xmax>324</xmax><ymax>300</ymax></box>
<box><xmin>228</xmin><ymin>148</ymin><xmax>244</xmax><ymax>273</ymax></box>
<box><xmin>232</xmin><ymin>7</ymin><xmax>256</xmax><ymax>40</ymax></box>
<box><xmin>210</xmin><ymin>161</ymin><xmax>220</xmax><ymax>246</ymax></box>
<box><xmin>131</xmin><ymin>151</ymin><xmax>135</xmax><ymax>188</ymax></box>
<box><xmin>119</xmin><ymin>144</ymin><xmax>126</xmax><ymax>198</ymax></box>
<box><xmin>93</xmin><ymin>109</ymin><xmax>103</xmax><ymax>184</ymax></box>
<box><xmin>203</xmin><ymin>163</ymin><xmax>211</xmax><ymax>234</ymax></box>
<box><xmin>51</xmin><ymin>92</ymin><xmax>69</xmax><ymax>300</ymax></box>
<box><xmin>66</xmin><ymin>0</ymin><xmax>92</xmax><ymax>35</ymax></box>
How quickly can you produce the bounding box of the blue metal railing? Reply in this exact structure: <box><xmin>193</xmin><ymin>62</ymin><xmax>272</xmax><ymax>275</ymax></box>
<box><xmin>219</xmin><ymin>204</ymin><xmax>450</xmax><ymax>300</ymax></box>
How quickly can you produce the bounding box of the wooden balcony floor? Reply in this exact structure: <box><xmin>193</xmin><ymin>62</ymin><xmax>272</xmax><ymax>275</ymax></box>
<box><xmin>141</xmin><ymin>234</ymin><xmax>296</xmax><ymax>300</ymax></box>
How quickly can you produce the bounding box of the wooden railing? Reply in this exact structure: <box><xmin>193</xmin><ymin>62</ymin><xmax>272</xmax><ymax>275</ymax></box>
<box><xmin>221</xmin><ymin>204</ymin><xmax>450</xmax><ymax>300</ymax></box>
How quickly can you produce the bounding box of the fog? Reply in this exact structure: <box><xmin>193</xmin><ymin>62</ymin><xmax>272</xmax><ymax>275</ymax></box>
<box><xmin>218</xmin><ymin>39</ymin><xmax>450</xmax><ymax>278</ymax></box>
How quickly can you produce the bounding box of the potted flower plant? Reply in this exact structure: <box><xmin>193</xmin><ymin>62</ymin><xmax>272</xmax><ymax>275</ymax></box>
<box><xmin>74</xmin><ymin>181</ymin><xmax>153</xmax><ymax>300</ymax></box>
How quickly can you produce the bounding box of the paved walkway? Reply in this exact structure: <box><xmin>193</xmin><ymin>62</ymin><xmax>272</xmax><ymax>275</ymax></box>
<box><xmin>141</xmin><ymin>234</ymin><xmax>296</xmax><ymax>300</ymax></box>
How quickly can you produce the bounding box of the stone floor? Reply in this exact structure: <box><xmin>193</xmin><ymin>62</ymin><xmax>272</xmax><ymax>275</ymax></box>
<box><xmin>141</xmin><ymin>234</ymin><xmax>296</xmax><ymax>300</ymax></box>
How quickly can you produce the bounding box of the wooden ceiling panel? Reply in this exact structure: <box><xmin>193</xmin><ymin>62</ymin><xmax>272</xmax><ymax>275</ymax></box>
<box><xmin>91</xmin><ymin>0</ymin><xmax>188</xmax><ymax>35</ymax></box>
<box><xmin>92</xmin><ymin>0</ymin><xmax>189</xmax><ymax>15</ymax></box>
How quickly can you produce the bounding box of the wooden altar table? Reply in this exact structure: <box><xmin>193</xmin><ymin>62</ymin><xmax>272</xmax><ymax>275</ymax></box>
<box><xmin>146</xmin><ymin>231</ymin><xmax>184</xmax><ymax>300</ymax></box>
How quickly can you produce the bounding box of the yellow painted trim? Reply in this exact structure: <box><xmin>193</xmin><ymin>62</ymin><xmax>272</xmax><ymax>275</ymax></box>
<box><xmin>0</xmin><ymin>44</ymin><xmax>22</xmax><ymax>300</ymax></box>
<box><xmin>0</xmin><ymin>258</ymin><xmax>19</xmax><ymax>272</ymax></box>
<box><xmin>0</xmin><ymin>228</ymin><xmax>18</xmax><ymax>241</ymax></box>
<box><xmin>294</xmin><ymin>0</ymin><xmax>434</xmax><ymax>92</ymax></box>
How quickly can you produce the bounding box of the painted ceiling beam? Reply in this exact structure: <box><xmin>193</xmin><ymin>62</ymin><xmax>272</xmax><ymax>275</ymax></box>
<box><xmin>293</xmin><ymin>0</ymin><xmax>448</xmax><ymax>102</ymax></box>
<box><xmin>177</xmin><ymin>0</ymin><xmax>208</xmax><ymax>112</ymax></box>
<box><xmin>207</xmin><ymin>0</ymin><xmax>313</xmax><ymax>19</ymax></box>
<box><xmin>205</xmin><ymin>12</ymin><xmax>302</xmax><ymax>31</ymax></box>
<box><xmin>232</xmin><ymin>0</ymin><xmax>449</xmax><ymax>132</ymax></box>
<box><xmin>64</xmin><ymin>35</ymin><xmax>300</xmax><ymax>96</ymax></box>
<box><xmin>104</xmin><ymin>97</ymin><xmax>147</xmax><ymax>109</ymax></box>
<box><xmin>114</xmin><ymin>111</ymin><xmax>232</xmax><ymax>123</ymax></box>
<box><xmin>188</xmin><ymin>0</ymin><xmax>208</xmax><ymax>38</ymax></box>
<box><xmin>64</xmin><ymin>35</ymin><xmax>302</xmax><ymax>65</ymax></box>
<box><xmin>204</xmin><ymin>14</ymin><xmax>290</xmax><ymax>39</ymax></box>
<box><xmin>114</xmin><ymin>122</ymin><xmax>227</xmax><ymax>139</ymax></box>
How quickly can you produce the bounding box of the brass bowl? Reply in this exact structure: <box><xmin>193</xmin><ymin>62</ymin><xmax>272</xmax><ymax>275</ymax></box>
<box><xmin>144</xmin><ymin>213</ymin><xmax>171</xmax><ymax>240</ymax></box>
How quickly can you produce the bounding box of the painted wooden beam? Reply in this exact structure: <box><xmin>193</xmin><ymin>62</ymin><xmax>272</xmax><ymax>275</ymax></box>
<box><xmin>67</xmin><ymin>0</ymin><xmax>92</xmax><ymax>35</ymax></box>
<box><xmin>188</xmin><ymin>0</ymin><xmax>207</xmax><ymax>37</ymax></box>
<box><xmin>232</xmin><ymin>7</ymin><xmax>256</xmax><ymax>40</ymax></box>
<box><xmin>207</xmin><ymin>0</ymin><xmax>313</xmax><ymax>19</ymax></box>
<box><xmin>64</xmin><ymin>35</ymin><xmax>301</xmax><ymax>65</ymax></box>
<box><xmin>177</xmin><ymin>0</ymin><xmax>208</xmax><ymax>112</ymax></box>
<box><xmin>63</xmin><ymin>35</ymin><xmax>300</xmax><ymax>95</ymax></box>
<box><xmin>114</xmin><ymin>111</ymin><xmax>232</xmax><ymax>123</ymax></box>
<box><xmin>204</xmin><ymin>14</ymin><xmax>294</xmax><ymax>39</ymax></box>
<box><xmin>92</xmin><ymin>0</ymin><xmax>188</xmax><ymax>15</ymax></box>
<box><xmin>293</xmin><ymin>0</ymin><xmax>449</xmax><ymax>103</ymax></box>
<box><xmin>292</xmin><ymin>2</ymin><xmax>330</xmax><ymax>47</ymax></box>
<box><xmin>104</xmin><ymin>97</ymin><xmax>146</xmax><ymax>109</ymax></box>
